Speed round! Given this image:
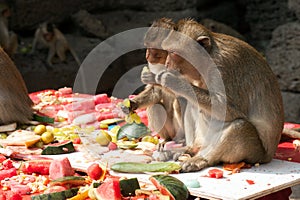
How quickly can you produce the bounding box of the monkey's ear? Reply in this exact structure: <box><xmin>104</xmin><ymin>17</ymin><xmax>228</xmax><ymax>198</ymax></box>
<box><xmin>196</xmin><ymin>36</ymin><xmax>211</xmax><ymax>50</ymax></box>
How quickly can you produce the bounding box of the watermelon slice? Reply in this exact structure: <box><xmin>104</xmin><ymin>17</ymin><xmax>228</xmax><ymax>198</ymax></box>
<box><xmin>94</xmin><ymin>178</ymin><xmax>122</xmax><ymax>200</ymax></box>
<box><xmin>149</xmin><ymin>175</ymin><xmax>189</xmax><ymax>200</ymax></box>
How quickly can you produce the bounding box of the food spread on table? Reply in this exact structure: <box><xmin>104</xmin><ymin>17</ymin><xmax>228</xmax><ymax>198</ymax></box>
<box><xmin>0</xmin><ymin>87</ymin><xmax>299</xmax><ymax>200</ymax></box>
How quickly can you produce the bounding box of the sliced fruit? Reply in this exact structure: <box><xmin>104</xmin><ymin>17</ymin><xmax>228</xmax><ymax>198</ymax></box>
<box><xmin>24</xmin><ymin>135</ymin><xmax>42</xmax><ymax>148</ymax></box>
<box><xmin>50</xmin><ymin>176</ymin><xmax>86</xmax><ymax>187</ymax></box>
<box><xmin>41</xmin><ymin>131</ymin><xmax>54</xmax><ymax>144</ymax></box>
<box><xmin>111</xmin><ymin>162</ymin><xmax>181</xmax><ymax>173</ymax></box>
<box><xmin>41</xmin><ymin>141</ymin><xmax>75</xmax><ymax>155</ymax></box>
<box><xmin>149</xmin><ymin>175</ymin><xmax>189</xmax><ymax>200</ymax></box>
<box><xmin>119</xmin><ymin>178</ymin><xmax>140</xmax><ymax>197</ymax></box>
<box><xmin>117</xmin><ymin>122</ymin><xmax>150</xmax><ymax>140</ymax></box>
<box><xmin>117</xmin><ymin>140</ymin><xmax>138</xmax><ymax>149</ymax></box>
<box><xmin>95</xmin><ymin>130</ymin><xmax>111</xmax><ymax>146</ymax></box>
<box><xmin>34</xmin><ymin>124</ymin><xmax>47</xmax><ymax>135</ymax></box>
<box><xmin>94</xmin><ymin>178</ymin><xmax>121</xmax><ymax>200</ymax></box>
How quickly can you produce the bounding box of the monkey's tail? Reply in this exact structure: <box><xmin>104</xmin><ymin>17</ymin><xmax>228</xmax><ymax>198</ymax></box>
<box><xmin>69</xmin><ymin>48</ymin><xmax>81</xmax><ymax>66</ymax></box>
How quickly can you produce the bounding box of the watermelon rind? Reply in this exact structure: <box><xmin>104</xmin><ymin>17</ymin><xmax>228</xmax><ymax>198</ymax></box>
<box><xmin>31</xmin><ymin>187</ymin><xmax>79</xmax><ymax>200</ymax></box>
<box><xmin>150</xmin><ymin>175</ymin><xmax>189</xmax><ymax>200</ymax></box>
<box><xmin>117</xmin><ymin>122</ymin><xmax>150</xmax><ymax>140</ymax></box>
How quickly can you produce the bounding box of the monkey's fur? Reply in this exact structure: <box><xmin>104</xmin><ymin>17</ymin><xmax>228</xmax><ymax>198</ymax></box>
<box><xmin>0</xmin><ymin>48</ymin><xmax>33</xmax><ymax>124</ymax></box>
<box><xmin>143</xmin><ymin>19</ymin><xmax>284</xmax><ymax>172</ymax></box>
<box><xmin>31</xmin><ymin>22</ymin><xmax>81</xmax><ymax>67</ymax></box>
<box><xmin>0</xmin><ymin>4</ymin><xmax>18</xmax><ymax>57</ymax></box>
<box><xmin>129</xmin><ymin>18</ymin><xmax>184</xmax><ymax>142</ymax></box>
<box><xmin>200</xmin><ymin>18</ymin><xmax>246</xmax><ymax>41</ymax></box>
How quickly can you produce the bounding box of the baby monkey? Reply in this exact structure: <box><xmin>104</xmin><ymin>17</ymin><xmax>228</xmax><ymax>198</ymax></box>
<box><xmin>31</xmin><ymin>22</ymin><xmax>81</xmax><ymax>67</ymax></box>
<box><xmin>126</xmin><ymin>18</ymin><xmax>184</xmax><ymax>143</ymax></box>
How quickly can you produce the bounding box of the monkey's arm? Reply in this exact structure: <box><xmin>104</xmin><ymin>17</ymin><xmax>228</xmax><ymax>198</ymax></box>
<box><xmin>30</xmin><ymin>29</ymin><xmax>41</xmax><ymax>54</ymax></box>
<box><xmin>155</xmin><ymin>70</ymin><xmax>246</xmax><ymax>121</ymax></box>
<box><xmin>130</xmin><ymin>85</ymin><xmax>163</xmax><ymax>110</ymax></box>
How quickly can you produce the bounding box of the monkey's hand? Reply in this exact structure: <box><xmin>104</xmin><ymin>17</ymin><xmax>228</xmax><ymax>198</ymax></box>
<box><xmin>156</xmin><ymin>70</ymin><xmax>192</xmax><ymax>97</ymax></box>
<box><xmin>141</xmin><ymin>67</ymin><xmax>156</xmax><ymax>84</ymax></box>
<box><xmin>120</xmin><ymin>98</ymin><xmax>138</xmax><ymax>115</ymax></box>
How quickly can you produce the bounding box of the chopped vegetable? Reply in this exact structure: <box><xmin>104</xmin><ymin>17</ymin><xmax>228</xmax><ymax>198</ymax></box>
<box><xmin>111</xmin><ymin>162</ymin><xmax>181</xmax><ymax>173</ymax></box>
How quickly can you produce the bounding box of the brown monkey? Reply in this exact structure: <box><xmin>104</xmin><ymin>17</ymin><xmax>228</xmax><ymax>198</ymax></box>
<box><xmin>127</xmin><ymin>18</ymin><xmax>184</xmax><ymax>142</ymax></box>
<box><xmin>0</xmin><ymin>47</ymin><xmax>33</xmax><ymax>124</ymax></box>
<box><xmin>200</xmin><ymin>18</ymin><xmax>246</xmax><ymax>41</ymax></box>
<box><xmin>0</xmin><ymin>3</ymin><xmax>18</xmax><ymax>56</ymax></box>
<box><xmin>31</xmin><ymin>22</ymin><xmax>81</xmax><ymax>66</ymax></box>
<box><xmin>143</xmin><ymin>18</ymin><xmax>284</xmax><ymax>172</ymax></box>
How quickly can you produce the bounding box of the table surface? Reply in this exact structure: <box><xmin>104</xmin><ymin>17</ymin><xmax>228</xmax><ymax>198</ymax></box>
<box><xmin>109</xmin><ymin>158</ymin><xmax>300</xmax><ymax>200</ymax></box>
<box><xmin>40</xmin><ymin>140</ymin><xmax>300</xmax><ymax>200</ymax></box>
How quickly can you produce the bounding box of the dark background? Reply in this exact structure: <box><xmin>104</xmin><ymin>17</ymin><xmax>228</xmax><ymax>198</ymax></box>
<box><xmin>4</xmin><ymin>0</ymin><xmax>300</xmax><ymax>123</ymax></box>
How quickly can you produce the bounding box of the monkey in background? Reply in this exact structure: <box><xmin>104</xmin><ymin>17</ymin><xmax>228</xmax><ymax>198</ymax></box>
<box><xmin>142</xmin><ymin>18</ymin><xmax>284</xmax><ymax>172</ymax></box>
<box><xmin>30</xmin><ymin>22</ymin><xmax>81</xmax><ymax>67</ymax></box>
<box><xmin>126</xmin><ymin>18</ymin><xmax>185</xmax><ymax>143</ymax></box>
<box><xmin>0</xmin><ymin>47</ymin><xmax>33</xmax><ymax>124</ymax></box>
<box><xmin>200</xmin><ymin>18</ymin><xmax>246</xmax><ymax>41</ymax></box>
<box><xmin>0</xmin><ymin>3</ymin><xmax>18</xmax><ymax>57</ymax></box>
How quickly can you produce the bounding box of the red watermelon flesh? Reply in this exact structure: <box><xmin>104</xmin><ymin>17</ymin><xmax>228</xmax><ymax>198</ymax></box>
<box><xmin>95</xmin><ymin>178</ymin><xmax>122</xmax><ymax>200</ymax></box>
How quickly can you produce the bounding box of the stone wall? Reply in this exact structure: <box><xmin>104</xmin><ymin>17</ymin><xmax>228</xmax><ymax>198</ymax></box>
<box><xmin>265</xmin><ymin>0</ymin><xmax>300</xmax><ymax>123</ymax></box>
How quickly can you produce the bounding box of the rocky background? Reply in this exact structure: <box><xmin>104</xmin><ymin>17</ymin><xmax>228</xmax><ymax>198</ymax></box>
<box><xmin>4</xmin><ymin>0</ymin><xmax>300</xmax><ymax>123</ymax></box>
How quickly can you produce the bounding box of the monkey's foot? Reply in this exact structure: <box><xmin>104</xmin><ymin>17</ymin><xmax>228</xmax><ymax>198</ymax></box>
<box><xmin>153</xmin><ymin>150</ymin><xmax>184</xmax><ymax>162</ymax></box>
<box><xmin>180</xmin><ymin>156</ymin><xmax>209</xmax><ymax>172</ymax></box>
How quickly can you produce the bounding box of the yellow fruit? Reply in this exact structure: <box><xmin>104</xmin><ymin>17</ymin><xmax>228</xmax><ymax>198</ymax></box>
<box><xmin>95</xmin><ymin>130</ymin><xmax>111</xmax><ymax>146</ymax></box>
<box><xmin>141</xmin><ymin>135</ymin><xmax>155</xmax><ymax>143</ymax></box>
<box><xmin>99</xmin><ymin>123</ymin><xmax>108</xmax><ymax>129</ymax></box>
<box><xmin>34</xmin><ymin>125</ymin><xmax>47</xmax><ymax>135</ymax></box>
<box><xmin>123</xmin><ymin>98</ymin><xmax>130</xmax><ymax>108</ymax></box>
<box><xmin>41</xmin><ymin>131</ymin><xmax>54</xmax><ymax>144</ymax></box>
<box><xmin>24</xmin><ymin>135</ymin><xmax>41</xmax><ymax>148</ymax></box>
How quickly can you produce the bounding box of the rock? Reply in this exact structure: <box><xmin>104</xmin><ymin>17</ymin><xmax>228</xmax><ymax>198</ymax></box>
<box><xmin>281</xmin><ymin>92</ymin><xmax>300</xmax><ymax>123</ymax></box>
<box><xmin>95</xmin><ymin>9</ymin><xmax>199</xmax><ymax>35</ymax></box>
<box><xmin>72</xmin><ymin>10</ymin><xmax>109</xmax><ymax>39</ymax></box>
<box><xmin>288</xmin><ymin>0</ymin><xmax>300</xmax><ymax>20</ymax></box>
<box><xmin>266</xmin><ymin>22</ymin><xmax>300</xmax><ymax>92</ymax></box>
<box><xmin>245</xmin><ymin>0</ymin><xmax>296</xmax><ymax>51</ymax></box>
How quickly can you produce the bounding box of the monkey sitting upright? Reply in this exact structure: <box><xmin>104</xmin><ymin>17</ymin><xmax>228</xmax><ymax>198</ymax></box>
<box><xmin>0</xmin><ymin>3</ymin><xmax>18</xmax><ymax>57</ymax></box>
<box><xmin>31</xmin><ymin>22</ymin><xmax>81</xmax><ymax>67</ymax></box>
<box><xmin>126</xmin><ymin>18</ymin><xmax>185</xmax><ymax>143</ymax></box>
<box><xmin>0</xmin><ymin>48</ymin><xmax>33</xmax><ymax>125</ymax></box>
<box><xmin>142</xmin><ymin>18</ymin><xmax>284</xmax><ymax>172</ymax></box>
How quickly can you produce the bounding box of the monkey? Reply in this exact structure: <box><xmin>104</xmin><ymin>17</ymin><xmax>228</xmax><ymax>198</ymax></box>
<box><xmin>30</xmin><ymin>22</ymin><xmax>81</xmax><ymax>67</ymax></box>
<box><xmin>125</xmin><ymin>18</ymin><xmax>185</xmax><ymax>143</ymax></box>
<box><xmin>0</xmin><ymin>47</ymin><xmax>33</xmax><ymax>125</ymax></box>
<box><xmin>200</xmin><ymin>18</ymin><xmax>246</xmax><ymax>41</ymax></box>
<box><xmin>0</xmin><ymin>3</ymin><xmax>18</xmax><ymax>57</ymax></box>
<box><xmin>142</xmin><ymin>18</ymin><xmax>284</xmax><ymax>172</ymax></box>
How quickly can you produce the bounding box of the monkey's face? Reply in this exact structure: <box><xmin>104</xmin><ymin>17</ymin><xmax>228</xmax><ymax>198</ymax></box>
<box><xmin>43</xmin><ymin>33</ymin><xmax>54</xmax><ymax>42</ymax></box>
<box><xmin>146</xmin><ymin>48</ymin><xmax>168</xmax><ymax>65</ymax></box>
<box><xmin>167</xmin><ymin>52</ymin><xmax>205</xmax><ymax>88</ymax></box>
<box><xmin>1</xmin><ymin>8</ymin><xmax>11</xmax><ymax>18</ymax></box>
<box><xmin>146</xmin><ymin>48</ymin><xmax>167</xmax><ymax>74</ymax></box>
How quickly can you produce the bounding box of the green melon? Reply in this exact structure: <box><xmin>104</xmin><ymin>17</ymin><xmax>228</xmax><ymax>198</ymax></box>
<box><xmin>31</xmin><ymin>187</ymin><xmax>79</xmax><ymax>200</ymax></box>
<box><xmin>117</xmin><ymin>122</ymin><xmax>150</xmax><ymax>140</ymax></box>
<box><xmin>149</xmin><ymin>175</ymin><xmax>189</xmax><ymax>200</ymax></box>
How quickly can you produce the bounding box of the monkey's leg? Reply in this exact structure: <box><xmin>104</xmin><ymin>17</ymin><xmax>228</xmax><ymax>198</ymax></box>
<box><xmin>147</xmin><ymin>104</ymin><xmax>169</xmax><ymax>138</ymax></box>
<box><xmin>46</xmin><ymin>46</ymin><xmax>56</xmax><ymax>66</ymax></box>
<box><xmin>181</xmin><ymin>119</ymin><xmax>268</xmax><ymax>172</ymax></box>
<box><xmin>56</xmin><ymin>44</ymin><xmax>67</xmax><ymax>63</ymax></box>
